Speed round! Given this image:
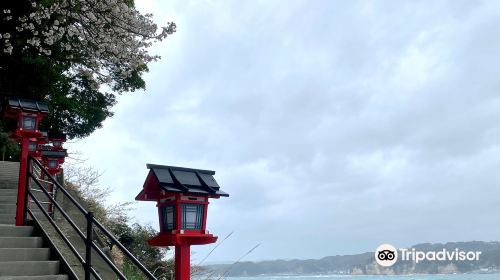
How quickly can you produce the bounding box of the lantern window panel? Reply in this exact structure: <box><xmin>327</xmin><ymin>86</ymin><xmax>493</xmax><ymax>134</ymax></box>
<box><xmin>28</xmin><ymin>142</ymin><xmax>38</xmax><ymax>152</ymax></box>
<box><xmin>22</xmin><ymin>116</ymin><xmax>37</xmax><ymax>130</ymax></box>
<box><xmin>161</xmin><ymin>205</ymin><xmax>176</xmax><ymax>231</ymax></box>
<box><xmin>48</xmin><ymin>160</ymin><xmax>58</xmax><ymax>169</ymax></box>
<box><xmin>182</xmin><ymin>204</ymin><xmax>204</xmax><ymax>230</ymax></box>
<box><xmin>52</xmin><ymin>140</ymin><xmax>62</xmax><ymax>148</ymax></box>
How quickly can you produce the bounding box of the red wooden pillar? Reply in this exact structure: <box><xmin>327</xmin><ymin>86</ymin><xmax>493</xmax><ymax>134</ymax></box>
<box><xmin>15</xmin><ymin>137</ymin><xmax>29</xmax><ymax>226</ymax></box>
<box><xmin>175</xmin><ymin>244</ymin><xmax>191</xmax><ymax>280</ymax></box>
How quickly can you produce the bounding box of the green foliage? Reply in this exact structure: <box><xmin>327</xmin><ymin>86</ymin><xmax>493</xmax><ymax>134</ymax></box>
<box><xmin>112</xmin><ymin>64</ymin><xmax>148</xmax><ymax>93</ymax></box>
<box><xmin>118</xmin><ymin>223</ymin><xmax>173</xmax><ymax>275</ymax></box>
<box><xmin>0</xmin><ymin>130</ymin><xmax>19</xmax><ymax>161</ymax></box>
<box><xmin>64</xmin><ymin>164</ymin><xmax>174</xmax><ymax>278</ymax></box>
<box><xmin>0</xmin><ymin>121</ymin><xmax>20</xmax><ymax>161</ymax></box>
<box><xmin>123</xmin><ymin>261</ymin><xmax>148</xmax><ymax>280</ymax></box>
<box><xmin>0</xmin><ymin>45</ymin><xmax>118</xmax><ymax>138</ymax></box>
<box><xmin>0</xmin><ymin>0</ymin><xmax>174</xmax><ymax>139</ymax></box>
<box><xmin>41</xmin><ymin>77</ymin><xmax>116</xmax><ymax>138</ymax></box>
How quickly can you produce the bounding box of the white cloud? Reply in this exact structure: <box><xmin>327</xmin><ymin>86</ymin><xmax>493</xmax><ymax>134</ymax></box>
<box><xmin>69</xmin><ymin>0</ymin><xmax>500</xmax><ymax>262</ymax></box>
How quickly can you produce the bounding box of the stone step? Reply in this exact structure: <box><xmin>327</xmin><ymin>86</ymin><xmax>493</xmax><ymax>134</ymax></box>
<box><xmin>0</xmin><ymin>163</ymin><xmax>68</xmax><ymax>280</ymax></box>
<box><xmin>0</xmin><ymin>275</ymin><xmax>68</xmax><ymax>280</ymax></box>
<box><xmin>0</xmin><ymin>184</ymin><xmax>18</xmax><ymax>188</ymax></box>
<box><xmin>0</xmin><ymin>215</ymin><xmax>14</xmax><ymax>225</ymax></box>
<box><xmin>28</xmin><ymin>190</ymin><xmax>53</xmax><ymax>204</ymax></box>
<box><xmin>0</xmin><ymin>180</ymin><xmax>19</xmax><ymax>184</ymax></box>
<box><xmin>0</xmin><ymin>237</ymin><xmax>43</xmax><ymax>248</ymax></box>
<box><xmin>0</xmin><ymin>181</ymin><xmax>19</xmax><ymax>187</ymax></box>
<box><xmin>0</xmin><ymin>209</ymin><xmax>15</xmax><ymax>215</ymax></box>
<box><xmin>0</xmin><ymin>197</ymin><xmax>16</xmax><ymax>203</ymax></box>
<box><xmin>0</xmin><ymin>205</ymin><xmax>15</xmax><ymax>215</ymax></box>
<box><xmin>0</xmin><ymin>190</ymin><xmax>16</xmax><ymax>197</ymax></box>
<box><xmin>0</xmin><ymin>176</ymin><xmax>19</xmax><ymax>181</ymax></box>
<box><xmin>0</xmin><ymin>261</ymin><xmax>60</xmax><ymax>276</ymax></box>
<box><xmin>0</xmin><ymin>161</ymin><xmax>20</xmax><ymax>170</ymax></box>
<box><xmin>0</xmin><ymin>205</ymin><xmax>15</xmax><ymax>211</ymax></box>
<box><xmin>0</xmin><ymin>225</ymin><xmax>33</xmax><ymax>237</ymax></box>
<box><xmin>0</xmin><ymin>248</ymin><xmax>50</xmax><ymax>261</ymax></box>
<box><xmin>0</xmin><ymin>162</ymin><xmax>20</xmax><ymax>190</ymax></box>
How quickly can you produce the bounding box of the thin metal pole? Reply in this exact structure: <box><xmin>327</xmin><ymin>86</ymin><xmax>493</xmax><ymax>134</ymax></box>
<box><xmin>197</xmin><ymin>231</ymin><xmax>234</xmax><ymax>266</ymax></box>
<box><xmin>48</xmin><ymin>181</ymin><xmax>54</xmax><ymax>218</ymax></box>
<box><xmin>85</xmin><ymin>212</ymin><xmax>94</xmax><ymax>280</ymax></box>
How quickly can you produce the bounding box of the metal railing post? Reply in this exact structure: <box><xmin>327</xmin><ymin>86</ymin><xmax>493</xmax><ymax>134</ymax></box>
<box><xmin>85</xmin><ymin>212</ymin><xmax>94</xmax><ymax>280</ymax></box>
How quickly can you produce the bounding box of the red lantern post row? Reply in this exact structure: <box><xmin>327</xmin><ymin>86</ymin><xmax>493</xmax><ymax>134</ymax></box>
<box><xmin>1</xmin><ymin>98</ymin><xmax>68</xmax><ymax>224</ymax></box>
<box><xmin>2</xmin><ymin>98</ymin><xmax>49</xmax><ymax>226</ymax></box>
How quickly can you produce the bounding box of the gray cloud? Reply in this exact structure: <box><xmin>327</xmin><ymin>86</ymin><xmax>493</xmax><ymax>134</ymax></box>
<box><xmin>69</xmin><ymin>0</ymin><xmax>500</xmax><ymax>262</ymax></box>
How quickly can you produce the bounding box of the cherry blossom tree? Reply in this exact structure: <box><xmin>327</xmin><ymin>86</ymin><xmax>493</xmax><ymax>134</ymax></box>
<box><xmin>0</xmin><ymin>0</ymin><xmax>175</xmax><ymax>138</ymax></box>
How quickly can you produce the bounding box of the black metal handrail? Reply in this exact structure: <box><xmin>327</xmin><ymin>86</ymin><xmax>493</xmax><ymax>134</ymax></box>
<box><xmin>24</xmin><ymin>155</ymin><xmax>157</xmax><ymax>280</ymax></box>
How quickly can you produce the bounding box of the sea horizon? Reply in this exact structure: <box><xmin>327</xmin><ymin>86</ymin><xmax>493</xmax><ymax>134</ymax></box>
<box><xmin>223</xmin><ymin>273</ymin><xmax>500</xmax><ymax>280</ymax></box>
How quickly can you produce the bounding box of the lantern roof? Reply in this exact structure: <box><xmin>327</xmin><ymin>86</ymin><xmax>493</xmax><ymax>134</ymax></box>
<box><xmin>6</xmin><ymin>97</ymin><xmax>49</xmax><ymax>113</ymax></box>
<box><xmin>136</xmin><ymin>164</ymin><xmax>229</xmax><ymax>201</ymax></box>
<box><xmin>40</xmin><ymin>145</ymin><xmax>68</xmax><ymax>158</ymax></box>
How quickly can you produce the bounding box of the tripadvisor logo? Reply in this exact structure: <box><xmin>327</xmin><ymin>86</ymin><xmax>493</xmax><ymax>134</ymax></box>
<box><xmin>375</xmin><ymin>244</ymin><xmax>398</xmax><ymax>267</ymax></box>
<box><xmin>375</xmin><ymin>244</ymin><xmax>482</xmax><ymax>267</ymax></box>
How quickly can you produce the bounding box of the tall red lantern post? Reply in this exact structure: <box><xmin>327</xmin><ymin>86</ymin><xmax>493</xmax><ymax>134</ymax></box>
<box><xmin>135</xmin><ymin>164</ymin><xmax>229</xmax><ymax>280</ymax></box>
<box><xmin>40</xmin><ymin>140</ymin><xmax>67</xmax><ymax>216</ymax></box>
<box><xmin>1</xmin><ymin>98</ymin><xmax>49</xmax><ymax>226</ymax></box>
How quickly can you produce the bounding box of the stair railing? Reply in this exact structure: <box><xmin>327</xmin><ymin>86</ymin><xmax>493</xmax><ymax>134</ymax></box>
<box><xmin>23</xmin><ymin>155</ymin><xmax>158</xmax><ymax>280</ymax></box>
<box><xmin>30</xmin><ymin>162</ymin><xmax>56</xmax><ymax>217</ymax></box>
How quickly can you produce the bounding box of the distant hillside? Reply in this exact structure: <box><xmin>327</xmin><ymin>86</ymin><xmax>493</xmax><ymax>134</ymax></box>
<box><xmin>203</xmin><ymin>241</ymin><xmax>500</xmax><ymax>276</ymax></box>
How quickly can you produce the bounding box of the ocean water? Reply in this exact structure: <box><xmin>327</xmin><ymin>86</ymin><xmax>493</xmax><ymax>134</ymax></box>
<box><xmin>225</xmin><ymin>275</ymin><xmax>500</xmax><ymax>280</ymax></box>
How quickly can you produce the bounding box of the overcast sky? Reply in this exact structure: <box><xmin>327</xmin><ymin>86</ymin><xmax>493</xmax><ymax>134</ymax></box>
<box><xmin>68</xmin><ymin>0</ymin><xmax>500</xmax><ymax>263</ymax></box>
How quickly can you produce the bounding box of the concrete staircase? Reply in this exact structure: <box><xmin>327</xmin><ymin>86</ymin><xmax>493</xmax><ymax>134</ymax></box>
<box><xmin>0</xmin><ymin>161</ymin><xmax>69</xmax><ymax>280</ymax></box>
<box><xmin>0</xmin><ymin>161</ymin><xmax>17</xmax><ymax>226</ymax></box>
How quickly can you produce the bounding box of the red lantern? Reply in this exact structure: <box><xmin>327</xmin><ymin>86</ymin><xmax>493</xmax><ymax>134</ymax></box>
<box><xmin>40</xmin><ymin>146</ymin><xmax>67</xmax><ymax>175</ymax></box>
<box><xmin>2</xmin><ymin>98</ymin><xmax>49</xmax><ymax>226</ymax></box>
<box><xmin>39</xmin><ymin>143</ymin><xmax>67</xmax><ymax>217</ymax></box>
<box><xmin>48</xmin><ymin>132</ymin><xmax>66</xmax><ymax>151</ymax></box>
<box><xmin>136</xmin><ymin>164</ymin><xmax>228</xmax><ymax>280</ymax></box>
<box><xmin>2</xmin><ymin>98</ymin><xmax>48</xmax><ymax>139</ymax></box>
